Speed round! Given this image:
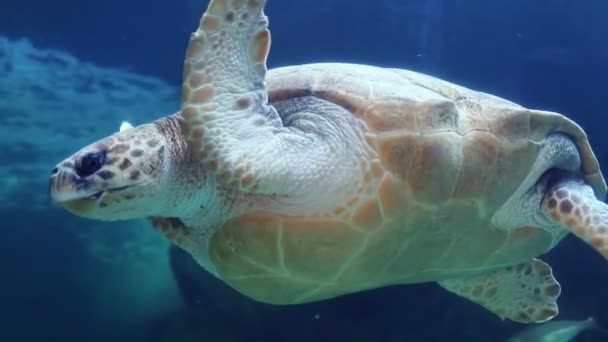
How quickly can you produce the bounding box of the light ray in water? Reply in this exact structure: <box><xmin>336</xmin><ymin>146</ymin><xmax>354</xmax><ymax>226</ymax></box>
<box><xmin>416</xmin><ymin>0</ymin><xmax>443</xmax><ymax>70</ymax></box>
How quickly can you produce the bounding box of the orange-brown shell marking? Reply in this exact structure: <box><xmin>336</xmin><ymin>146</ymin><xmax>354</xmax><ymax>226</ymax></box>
<box><xmin>197</xmin><ymin>64</ymin><xmax>608</xmax><ymax>304</ymax></box>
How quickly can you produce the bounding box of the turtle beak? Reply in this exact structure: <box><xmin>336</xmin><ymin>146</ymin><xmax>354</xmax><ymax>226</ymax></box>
<box><xmin>49</xmin><ymin>167</ymin><xmax>102</xmax><ymax>216</ymax></box>
<box><xmin>49</xmin><ymin>168</ymin><xmax>79</xmax><ymax>205</ymax></box>
<box><xmin>49</xmin><ymin>166</ymin><xmax>97</xmax><ymax>205</ymax></box>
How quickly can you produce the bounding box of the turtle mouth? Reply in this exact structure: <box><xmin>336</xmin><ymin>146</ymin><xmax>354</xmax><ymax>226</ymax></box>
<box><xmin>85</xmin><ymin>185</ymin><xmax>133</xmax><ymax>201</ymax></box>
<box><xmin>49</xmin><ymin>167</ymin><xmax>147</xmax><ymax>205</ymax></box>
<box><xmin>87</xmin><ymin>191</ymin><xmax>104</xmax><ymax>200</ymax></box>
<box><xmin>53</xmin><ymin>184</ymin><xmax>141</xmax><ymax>206</ymax></box>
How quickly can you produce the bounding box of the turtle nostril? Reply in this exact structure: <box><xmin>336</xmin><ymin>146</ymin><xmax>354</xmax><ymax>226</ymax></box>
<box><xmin>51</xmin><ymin>167</ymin><xmax>59</xmax><ymax>175</ymax></box>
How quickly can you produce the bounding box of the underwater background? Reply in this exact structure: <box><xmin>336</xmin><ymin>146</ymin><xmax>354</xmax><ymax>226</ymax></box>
<box><xmin>1</xmin><ymin>0</ymin><xmax>607</xmax><ymax>341</ymax></box>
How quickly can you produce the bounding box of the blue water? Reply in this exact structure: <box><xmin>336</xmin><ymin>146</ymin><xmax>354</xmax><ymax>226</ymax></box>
<box><xmin>1</xmin><ymin>0</ymin><xmax>607</xmax><ymax>341</ymax></box>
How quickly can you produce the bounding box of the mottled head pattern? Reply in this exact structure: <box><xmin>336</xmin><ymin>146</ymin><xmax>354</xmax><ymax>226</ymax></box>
<box><xmin>49</xmin><ymin>121</ymin><xmax>170</xmax><ymax>220</ymax></box>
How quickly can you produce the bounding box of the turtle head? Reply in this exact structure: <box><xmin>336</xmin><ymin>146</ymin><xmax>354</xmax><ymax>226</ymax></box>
<box><xmin>49</xmin><ymin>119</ymin><xmax>174</xmax><ymax>220</ymax></box>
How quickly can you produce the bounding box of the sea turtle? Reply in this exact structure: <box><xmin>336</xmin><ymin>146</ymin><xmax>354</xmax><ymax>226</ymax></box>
<box><xmin>49</xmin><ymin>0</ymin><xmax>608</xmax><ymax>323</ymax></box>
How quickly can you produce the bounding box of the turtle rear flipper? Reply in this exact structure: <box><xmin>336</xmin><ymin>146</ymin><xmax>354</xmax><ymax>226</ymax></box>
<box><xmin>438</xmin><ymin>259</ymin><xmax>561</xmax><ymax>323</ymax></box>
<box><xmin>543</xmin><ymin>178</ymin><xmax>608</xmax><ymax>259</ymax></box>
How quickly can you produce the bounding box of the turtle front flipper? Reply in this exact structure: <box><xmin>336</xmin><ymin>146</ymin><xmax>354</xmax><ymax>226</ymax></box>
<box><xmin>179</xmin><ymin>0</ymin><xmax>369</xmax><ymax>200</ymax></box>
<box><xmin>180</xmin><ymin>0</ymin><xmax>282</xmax><ymax>191</ymax></box>
<box><xmin>149</xmin><ymin>216</ymin><xmax>219</xmax><ymax>275</ymax></box>
<box><xmin>438</xmin><ymin>259</ymin><xmax>561</xmax><ymax>323</ymax></box>
<box><xmin>543</xmin><ymin>178</ymin><xmax>608</xmax><ymax>259</ymax></box>
<box><xmin>182</xmin><ymin>0</ymin><xmax>273</xmax><ymax>118</ymax></box>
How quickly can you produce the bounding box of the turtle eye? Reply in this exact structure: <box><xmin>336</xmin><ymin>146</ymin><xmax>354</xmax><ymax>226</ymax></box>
<box><xmin>75</xmin><ymin>151</ymin><xmax>106</xmax><ymax>178</ymax></box>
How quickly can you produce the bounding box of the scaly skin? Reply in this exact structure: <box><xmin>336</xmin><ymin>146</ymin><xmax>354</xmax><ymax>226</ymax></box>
<box><xmin>49</xmin><ymin>0</ymin><xmax>608</xmax><ymax>324</ymax></box>
<box><xmin>543</xmin><ymin>179</ymin><xmax>608</xmax><ymax>259</ymax></box>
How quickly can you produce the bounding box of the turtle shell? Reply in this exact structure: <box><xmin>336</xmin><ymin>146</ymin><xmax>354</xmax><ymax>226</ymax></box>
<box><xmin>267</xmin><ymin>63</ymin><xmax>606</xmax><ymax>201</ymax></box>
<box><xmin>206</xmin><ymin>63</ymin><xmax>606</xmax><ymax>305</ymax></box>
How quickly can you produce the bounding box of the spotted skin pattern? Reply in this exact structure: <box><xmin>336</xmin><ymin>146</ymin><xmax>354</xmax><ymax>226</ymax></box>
<box><xmin>180</xmin><ymin>0</ymin><xmax>274</xmax><ymax>192</ymax></box>
<box><xmin>544</xmin><ymin>180</ymin><xmax>608</xmax><ymax>259</ymax></box>
<box><xmin>48</xmin><ymin>0</ymin><xmax>608</xmax><ymax>326</ymax></box>
<box><xmin>149</xmin><ymin>217</ymin><xmax>194</xmax><ymax>251</ymax></box>
<box><xmin>49</xmin><ymin>121</ymin><xmax>169</xmax><ymax>220</ymax></box>
<box><xmin>440</xmin><ymin>259</ymin><xmax>561</xmax><ymax>323</ymax></box>
<box><xmin>171</xmin><ymin>0</ymin><xmax>607</xmax><ymax>322</ymax></box>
